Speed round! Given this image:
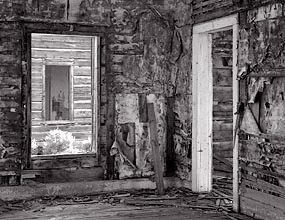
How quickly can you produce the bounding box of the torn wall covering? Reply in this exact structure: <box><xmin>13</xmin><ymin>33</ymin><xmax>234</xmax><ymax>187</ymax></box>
<box><xmin>0</xmin><ymin>0</ymin><xmax>193</xmax><ymax>183</ymax></box>
<box><xmin>238</xmin><ymin>3</ymin><xmax>285</xmax><ymax>220</ymax></box>
<box><xmin>113</xmin><ymin>94</ymin><xmax>166</xmax><ymax>179</ymax></box>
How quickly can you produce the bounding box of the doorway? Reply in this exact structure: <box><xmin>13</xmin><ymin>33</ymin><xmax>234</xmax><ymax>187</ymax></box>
<box><xmin>212</xmin><ymin>30</ymin><xmax>234</xmax><ymax>177</ymax></box>
<box><xmin>192</xmin><ymin>14</ymin><xmax>239</xmax><ymax>211</ymax></box>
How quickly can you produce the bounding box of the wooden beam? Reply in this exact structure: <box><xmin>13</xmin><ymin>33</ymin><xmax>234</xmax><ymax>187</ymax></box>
<box><xmin>166</xmin><ymin>97</ymin><xmax>175</xmax><ymax>176</ymax></box>
<box><xmin>0</xmin><ymin>177</ymin><xmax>188</xmax><ymax>202</ymax></box>
<box><xmin>192</xmin><ymin>31</ymin><xmax>213</xmax><ymax>192</ymax></box>
<box><xmin>232</xmin><ymin>22</ymin><xmax>240</xmax><ymax>213</ymax></box>
<box><xmin>147</xmin><ymin>103</ymin><xmax>164</xmax><ymax>195</ymax></box>
<box><xmin>91</xmin><ymin>36</ymin><xmax>100</xmax><ymax>155</ymax></box>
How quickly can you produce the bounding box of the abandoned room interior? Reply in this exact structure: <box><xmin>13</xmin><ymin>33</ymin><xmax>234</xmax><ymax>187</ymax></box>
<box><xmin>0</xmin><ymin>0</ymin><xmax>285</xmax><ymax>219</ymax></box>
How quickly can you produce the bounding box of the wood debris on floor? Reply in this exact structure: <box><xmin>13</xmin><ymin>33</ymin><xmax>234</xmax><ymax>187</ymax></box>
<box><xmin>0</xmin><ymin>178</ymin><xmax>255</xmax><ymax>219</ymax></box>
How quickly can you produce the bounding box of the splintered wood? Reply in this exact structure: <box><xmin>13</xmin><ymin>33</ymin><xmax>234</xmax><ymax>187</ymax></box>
<box><xmin>0</xmin><ymin>183</ymin><xmax>255</xmax><ymax>220</ymax></box>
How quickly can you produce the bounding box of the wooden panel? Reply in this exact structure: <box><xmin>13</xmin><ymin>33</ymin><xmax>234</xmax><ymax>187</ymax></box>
<box><xmin>213</xmin><ymin>111</ymin><xmax>232</xmax><ymax>117</ymax></box>
<box><xmin>32</xmin><ymin>49</ymin><xmax>91</xmax><ymax>60</ymax></box>
<box><xmin>213</xmin><ymin>141</ymin><xmax>233</xmax><ymax>151</ymax></box>
<box><xmin>31</xmin><ymin>76</ymin><xmax>43</xmax><ymax>85</ymax></box>
<box><xmin>213</xmin><ymin>130</ymin><xmax>232</xmax><ymax>141</ymax></box>
<box><xmin>241</xmin><ymin>176</ymin><xmax>285</xmax><ymax>199</ymax></box>
<box><xmin>32</xmin><ymin>124</ymin><xmax>92</xmax><ymax>133</ymax></box>
<box><xmin>74</xmin><ymin>101</ymin><xmax>91</xmax><ymax>109</ymax></box>
<box><xmin>32</xmin><ymin>40</ymin><xmax>91</xmax><ymax>51</ymax></box>
<box><xmin>33</xmin><ymin>167</ymin><xmax>103</xmax><ymax>183</ymax></box>
<box><xmin>213</xmin><ymin>68</ymin><xmax>232</xmax><ymax>86</ymax></box>
<box><xmin>240</xmin><ymin>187</ymin><xmax>285</xmax><ymax>220</ymax></box>
<box><xmin>73</xmin><ymin>76</ymin><xmax>92</xmax><ymax>85</ymax></box>
<box><xmin>73</xmin><ymin>59</ymin><xmax>91</xmax><ymax>66</ymax></box>
<box><xmin>32</xmin><ymin>34</ymin><xmax>91</xmax><ymax>48</ymax></box>
<box><xmin>192</xmin><ymin>31</ymin><xmax>213</xmax><ymax>192</ymax></box>
<box><xmin>213</xmin><ymin>86</ymin><xmax>233</xmax><ymax>102</ymax></box>
<box><xmin>213</xmin><ymin>55</ymin><xmax>233</xmax><ymax>69</ymax></box>
<box><xmin>32</xmin><ymin>102</ymin><xmax>42</xmax><ymax>111</ymax></box>
<box><xmin>73</xmin><ymin>66</ymin><xmax>91</xmax><ymax>76</ymax></box>
<box><xmin>147</xmin><ymin>103</ymin><xmax>164</xmax><ymax>195</ymax></box>
<box><xmin>193</xmin><ymin>0</ymin><xmax>233</xmax><ymax>15</ymax></box>
<box><xmin>240</xmin><ymin>196</ymin><xmax>285</xmax><ymax>220</ymax></box>
<box><xmin>215</xmin><ymin>149</ymin><xmax>233</xmax><ymax>158</ymax></box>
<box><xmin>212</xmin><ymin>29</ymin><xmax>234</xmax><ymax>179</ymax></box>
<box><xmin>31</xmin><ymin>65</ymin><xmax>43</xmax><ymax>73</ymax></box>
<box><xmin>31</xmin><ymin>111</ymin><xmax>42</xmax><ymax>120</ymax></box>
<box><xmin>193</xmin><ymin>0</ymin><xmax>235</xmax><ymax>24</ymax></box>
<box><xmin>213</xmin><ymin>121</ymin><xmax>233</xmax><ymax>131</ymax></box>
<box><xmin>31</xmin><ymin>154</ymin><xmax>97</xmax><ymax>169</ymax></box>
<box><xmin>74</xmin><ymin>109</ymin><xmax>92</xmax><ymax>118</ymax></box>
<box><xmin>73</xmin><ymin>86</ymin><xmax>91</xmax><ymax>96</ymax></box>
<box><xmin>73</xmin><ymin>94</ymin><xmax>92</xmax><ymax>101</ymax></box>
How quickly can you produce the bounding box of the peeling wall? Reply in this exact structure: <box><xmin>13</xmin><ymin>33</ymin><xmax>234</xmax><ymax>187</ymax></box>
<box><xmin>0</xmin><ymin>22</ymin><xmax>23</xmax><ymax>177</ymax></box>
<box><xmin>0</xmin><ymin>0</ymin><xmax>193</xmax><ymax>183</ymax></box>
<box><xmin>238</xmin><ymin>3</ymin><xmax>285</xmax><ymax>220</ymax></box>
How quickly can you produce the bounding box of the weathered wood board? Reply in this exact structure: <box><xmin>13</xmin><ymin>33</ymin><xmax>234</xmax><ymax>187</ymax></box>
<box><xmin>212</xmin><ymin>30</ymin><xmax>233</xmax><ymax>175</ymax></box>
<box><xmin>30</xmin><ymin>34</ymin><xmax>94</xmax><ymax>154</ymax></box>
<box><xmin>238</xmin><ymin>3</ymin><xmax>285</xmax><ymax>219</ymax></box>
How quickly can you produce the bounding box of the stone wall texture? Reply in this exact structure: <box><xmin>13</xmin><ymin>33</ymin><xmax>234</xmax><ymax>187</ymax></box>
<box><xmin>0</xmin><ymin>0</ymin><xmax>193</xmax><ymax>183</ymax></box>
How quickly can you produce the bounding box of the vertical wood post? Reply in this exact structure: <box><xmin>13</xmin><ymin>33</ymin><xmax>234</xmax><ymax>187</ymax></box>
<box><xmin>192</xmin><ymin>15</ymin><xmax>239</xmax><ymax>193</ymax></box>
<box><xmin>91</xmin><ymin>37</ymin><xmax>100</xmax><ymax>154</ymax></box>
<box><xmin>232</xmin><ymin>22</ymin><xmax>240</xmax><ymax>213</ymax></box>
<box><xmin>147</xmin><ymin>103</ymin><xmax>165</xmax><ymax>195</ymax></box>
<box><xmin>166</xmin><ymin>97</ymin><xmax>175</xmax><ymax>175</ymax></box>
<box><xmin>192</xmin><ymin>31</ymin><xmax>213</xmax><ymax>192</ymax></box>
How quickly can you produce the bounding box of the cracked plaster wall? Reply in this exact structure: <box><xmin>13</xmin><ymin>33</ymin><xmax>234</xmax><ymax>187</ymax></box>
<box><xmin>0</xmin><ymin>0</ymin><xmax>193</xmax><ymax>182</ymax></box>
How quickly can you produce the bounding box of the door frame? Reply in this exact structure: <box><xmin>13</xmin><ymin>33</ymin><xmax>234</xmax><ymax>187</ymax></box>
<box><xmin>192</xmin><ymin>14</ymin><xmax>239</xmax><ymax>211</ymax></box>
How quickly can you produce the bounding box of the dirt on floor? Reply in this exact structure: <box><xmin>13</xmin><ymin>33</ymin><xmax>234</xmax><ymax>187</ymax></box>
<box><xmin>0</xmin><ymin>177</ymin><xmax>255</xmax><ymax>220</ymax></box>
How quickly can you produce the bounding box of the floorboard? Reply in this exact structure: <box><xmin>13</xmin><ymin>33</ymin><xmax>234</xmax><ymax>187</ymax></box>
<box><xmin>0</xmin><ymin>203</ymin><xmax>234</xmax><ymax>220</ymax></box>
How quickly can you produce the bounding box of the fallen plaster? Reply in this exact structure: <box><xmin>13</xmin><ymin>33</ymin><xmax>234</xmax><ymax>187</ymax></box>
<box><xmin>0</xmin><ymin>177</ymin><xmax>191</xmax><ymax>202</ymax></box>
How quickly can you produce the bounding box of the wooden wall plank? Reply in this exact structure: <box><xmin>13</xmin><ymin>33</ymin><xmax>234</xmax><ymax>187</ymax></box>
<box><xmin>148</xmin><ymin>103</ymin><xmax>165</xmax><ymax>195</ymax></box>
<box><xmin>32</xmin><ymin>49</ymin><xmax>91</xmax><ymax>60</ymax></box>
<box><xmin>73</xmin><ymin>66</ymin><xmax>91</xmax><ymax>76</ymax></box>
<box><xmin>240</xmin><ymin>187</ymin><xmax>285</xmax><ymax>219</ymax></box>
<box><xmin>240</xmin><ymin>196</ymin><xmax>285</xmax><ymax>220</ymax></box>
<box><xmin>74</xmin><ymin>109</ymin><xmax>92</xmax><ymax>118</ymax></box>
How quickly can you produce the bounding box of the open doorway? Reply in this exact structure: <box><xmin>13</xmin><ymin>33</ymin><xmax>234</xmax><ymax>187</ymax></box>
<box><xmin>212</xmin><ymin>30</ymin><xmax>234</xmax><ymax>177</ymax></box>
<box><xmin>31</xmin><ymin>34</ymin><xmax>99</xmax><ymax>156</ymax></box>
<box><xmin>192</xmin><ymin>15</ymin><xmax>239</xmax><ymax>211</ymax></box>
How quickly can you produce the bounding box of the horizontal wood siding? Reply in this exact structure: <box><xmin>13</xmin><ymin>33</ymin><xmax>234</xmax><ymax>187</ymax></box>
<box><xmin>193</xmin><ymin>0</ymin><xmax>235</xmax><ymax>23</ymax></box>
<box><xmin>212</xmin><ymin>30</ymin><xmax>233</xmax><ymax>175</ymax></box>
<box><xmin>238</xmin><ymin>6</ymin><xmax>285</xmax><ymax>219</ymax></box>
<box><xmin>31</xmin><ymin>34</ymin><xmax>93</xmax><ymax>145</ymax></box>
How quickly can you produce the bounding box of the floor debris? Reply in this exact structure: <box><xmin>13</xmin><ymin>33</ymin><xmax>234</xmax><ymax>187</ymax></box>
<box><xmin>0</xmin><ymin>178</ymin><xmax>255</xmax><ymax>220</ymax></box>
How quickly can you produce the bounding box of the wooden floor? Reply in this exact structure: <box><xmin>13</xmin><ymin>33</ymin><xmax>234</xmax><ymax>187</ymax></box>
<box><xmin>0</xmin><ymin>203</ymin><xmax>241</xmax><ymax>220</ymax></box>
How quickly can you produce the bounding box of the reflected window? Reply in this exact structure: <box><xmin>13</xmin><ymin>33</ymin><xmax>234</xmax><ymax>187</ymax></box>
<box><xmin>30</xmin><ymin>33</ymin><xmax>99</xmax><ymax>156</ymax></box>
<box><xmin>45</xmin><ymin>65</ymin><xmax>71</xmax><ymax>121</ymax></box>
